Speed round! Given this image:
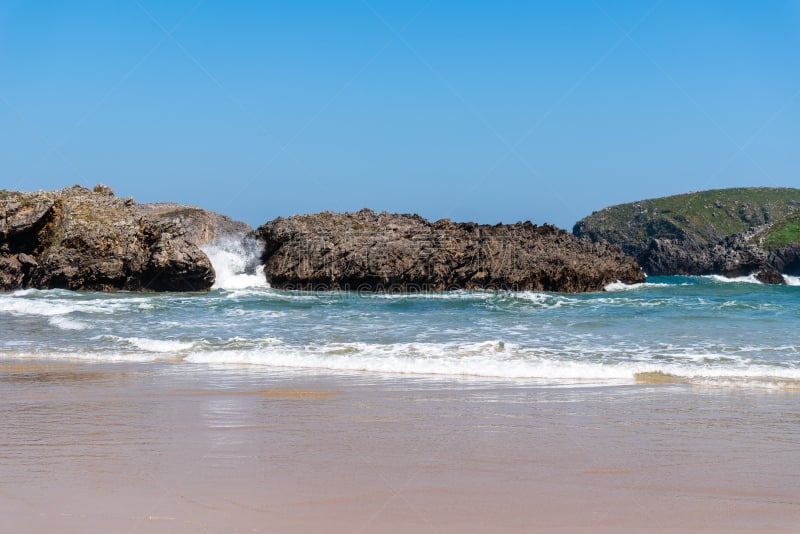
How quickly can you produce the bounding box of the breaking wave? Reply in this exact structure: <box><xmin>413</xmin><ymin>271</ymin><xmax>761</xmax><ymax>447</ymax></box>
<box><xmin>705</xmin><ymin>274</ymin><xmax>762</xmax><ymax>284</ymax></box>
<box><xmin>202</xmin><ymin>236</ymin><xmax>269</xmax><ymax>290</ymax></box>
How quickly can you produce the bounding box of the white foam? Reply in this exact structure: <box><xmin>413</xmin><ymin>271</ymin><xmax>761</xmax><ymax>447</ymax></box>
<box><xmin>8</xmin><ymin>288</ymin><xmax>41</xmax><ymax>297</ymax></box>
<box><xmin>603</xmin><ymin>280</ymin><xmax>672</xmax><ymax>292</ymax></box>
<box><xmin>0</xmin><ymin>292</ymin><xmax>156</xmax><ymax>318</ymax></box>
<box><xmin>202</xmin><ymin>237</ymin><xmax>269</xmax><ymax>290</ymax></box>
<box><xmin>48</xmin><ymin>316</ymin><xmax>88</xmax><ymax>330</ymax></box>
<box><xmin>515</xmin><ymin>292</ymin><xmax>575</xmax><ymax>304</ymax></box>
<box><xmin>178</xmin><ymin>340</ymin><xmax>800</xmax><ymax>386</ymax></box>
<box><xmin>5</xmin><ymin>336</ymin><xmax>799</xmax><ymax>388</ymax></box>
<box><xmin>783</xmin><ymin>275</ymin><xmax>800</xmax><ymax>286</ymax></box>
<box><xmin>0</xmin><ymin>296</ymin><xmax>80</xmax><ymax>316</ymax></box>
<box><xmin>122</xmin><ymin>337</ymin><xmax>195</xmax><ymax>353</ymax></box>
<box><xmin>705</xmin><ymin>274</ymin><xmax>762</xmax><ymax>284</ymax></box>
<box><xmin>370</xmin><ymin>290</ymin><xmax>496</xmax><ymax>301</ymax></box>
<box><xmin>183</xmin><ymin>341</ymin><xmax>633</xmax><ymax>381</ymax></box>
<box><xmin>1</xmin><ymin>350</ymin><xmax>162</xmax><ymax>363</ymax></box>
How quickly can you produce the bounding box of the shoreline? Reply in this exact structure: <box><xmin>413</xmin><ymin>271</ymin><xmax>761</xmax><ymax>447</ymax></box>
<box><xmin>1</xmin><ymin>361</ymin><xmax>798</xmax><ymax>533</ymax></box>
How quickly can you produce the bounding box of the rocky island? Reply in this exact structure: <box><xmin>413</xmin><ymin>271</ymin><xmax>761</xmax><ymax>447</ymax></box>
<box><xmin>256</xmin><ymin>209</ymin><xmax>644</xmax><ymax>292</ymax></box>
<box><xmin>0</xmin><ymin>185</ymin><xmax>237</xmax><ymax>291</ymax></box>
<box><xmin>574</xmin><ymin>187</ymin><xmax>800</xmax><ymax>282</ymax></box>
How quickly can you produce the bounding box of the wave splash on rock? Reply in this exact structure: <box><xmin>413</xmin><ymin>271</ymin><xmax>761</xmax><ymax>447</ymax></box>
<box><xmin>202</xmin><ymin>236</ymin><xmax>268</xmax><ymax>290</ymax></box>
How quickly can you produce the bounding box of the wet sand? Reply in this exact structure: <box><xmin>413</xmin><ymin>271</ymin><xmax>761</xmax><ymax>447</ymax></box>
<box><xmin>0</xmin><ymin>361</ymin><xmax>798</xmax><ymax>533</ymax></box>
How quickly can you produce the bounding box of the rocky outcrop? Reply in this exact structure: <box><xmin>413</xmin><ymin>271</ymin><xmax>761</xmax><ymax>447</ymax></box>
<box><xmin>574</xmin><ymin>188</ymin><xmax>800</xmax><ymax>257</ymax></box>
<box><xmin>574</xmin><ymin>188</ymin><xmax>800</xmax><ymax>283</ymax></box>
<box><xmin>136</xmin><ymin>203</ymin><xmax>251</xmax><ymax>247</ymax></box>
<box><xmin>755</xmin><ymin>267</ymin><xmax>786</xmax><ymax>285</ymax></box>
<box><xmin>769</xmin><ymin>243</ymin><xmax>800</xmax><ymax>274</ymax></box>
<box><xmin>1</xmin><ymin>185</ymin><xmax>217</xmax><ymax>291</ymax></box>
<box><xmin>256</xmin><ymin>209</ymin><xmax>644</xmax><ymax>292</ymax></box>
<box><xmin>637</xmin><ymin>234</ymin><xmax>766</xmax><ymax>277</ymax></box>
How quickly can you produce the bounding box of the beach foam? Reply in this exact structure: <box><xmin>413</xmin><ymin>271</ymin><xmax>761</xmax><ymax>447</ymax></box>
<box><xmin>121</xmin><ymin>337</ymin><xmax>195</xmax><ymax>353</ymax></box>
<box><xmin>2</xmin><ymin>336</ymin><xmax>798</xmax><ymax>388</ymax></box>
<box><xmin>178</xmin><ymin>340</ymin><xmax>800</xmax><ymax>387</ymax></box>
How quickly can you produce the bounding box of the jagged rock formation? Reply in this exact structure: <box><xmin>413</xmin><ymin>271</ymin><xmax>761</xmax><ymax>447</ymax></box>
<box><xmin>256</xmin><ymin>209</ymin><xmax>644</xmax><ymax>293</ymax></box>
<box><xmin>0</xmin><ymin>185</ymin><xmax>217</xmax><ymax>291</ymax></box>
<box><xmin>137</xmin><ymin>203</ymin><xmax>251</xmax><ymax>247</ymax></box>
<box><xmin>755</xmin><ymin>267</ymin><xmax>786</xmax><ymax>285</ymax></box>
<box><xmin>574</xmin><ymin>188</ymin><xmax>800</xmax><ymax>282</ymax></box>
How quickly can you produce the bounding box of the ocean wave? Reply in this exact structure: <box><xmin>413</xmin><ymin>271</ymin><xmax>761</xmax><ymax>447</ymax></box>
<box><xmin>783</xmin><ymin>275</ymin><xmax>800</xmax><ymax>286</ymax></box>
<box><xmin>0</xmin><ymin>350</ymin><xmax>163</xmax><ymax>363</ymax></box>
<box><xmin>202</xmin><ymin>237</ymin><xmax>269</xmax><ymax>290</ymax></box>
<box><xmin>48</xmin><ymin>316</ymin><xmax>89</xmax><ymax>331</ymax></box>
<box><xmin>176</xmin><ymin>340</ymin><xmax>800</xmax><ymax>387</ymax></box>
<box><xmin>0</xmin><ymin>297</ymin><xmax>79</xmax><ymax>317</ymax></box>
<box><xmin>603</xmin><ymin>281</ymin><xmax>669</xmax><ymax>292</ymax></box>
<box><xmin>4</xmin><ymin>338</ymin><xmax>799</xmax><ymax>389</ymax></box>
<box><xmin>99</xmin><ymin>336</ymin><xmax>195</xmax><ymax>353</ymax></box>
<box><xmin>368</xmin><ymin>290</ymin><xmax>501</xmax><ymax>301</ymax></box>
<box><xmin>512</xmin><ymin>292</ymin><xmax>577</xmax><ymax>306</ymax></box>
<box><xmin>0</xmin><ymin>291</ymin><xmax>162</xmax><ymax>318</ymax></box>
<box><xmin>704</xmin><ymin>274</ymin><xmax>762</xmax><ymax>284</ymax></box>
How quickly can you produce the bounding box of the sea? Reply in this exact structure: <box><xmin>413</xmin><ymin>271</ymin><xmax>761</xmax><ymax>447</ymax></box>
<box><xmin>2</xmin><ymin>240</ymin><xmax>799</xmax><ymax>391</ymax></box>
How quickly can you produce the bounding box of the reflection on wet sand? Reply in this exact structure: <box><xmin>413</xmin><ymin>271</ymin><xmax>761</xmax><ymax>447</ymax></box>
<box><xmin>0</xmin><ymin>361</ymin><xmax>798</xmax><ymax>533</ymax></box>
<box><xmin>171</xmin><ymin>388</ymin><xmax>339</xmax><ymax>399</ymax></box>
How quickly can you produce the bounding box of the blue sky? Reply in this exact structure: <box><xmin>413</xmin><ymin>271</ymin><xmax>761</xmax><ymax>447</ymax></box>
<box><xmin>1</xmin><ymin>1</ymin><xmax>799</xmax><ymax>230</ymax></box>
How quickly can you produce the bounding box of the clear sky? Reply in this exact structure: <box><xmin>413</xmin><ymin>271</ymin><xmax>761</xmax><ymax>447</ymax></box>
<box><xmin>1</xmin><ymin>1</ymin><xmax>799</xmax><ymax>230</ymax></box>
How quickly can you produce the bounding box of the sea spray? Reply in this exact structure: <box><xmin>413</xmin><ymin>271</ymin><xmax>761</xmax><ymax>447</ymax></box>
<box><xmin>202</xmin><ymin>236</ymin><xmax>269</xmax><ymax>290</ymax></box>
<box><xmin>783</xmin><ymin>275</ymin><xmax>800</xmax><ymax>286</ymax></box>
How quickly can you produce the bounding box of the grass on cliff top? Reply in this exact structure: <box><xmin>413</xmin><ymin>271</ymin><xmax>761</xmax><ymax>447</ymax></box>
<box><xmin>761</xmin><ymin>213</ymin><xmax>800</xmax><ymax>250</ymax></box>
<box><xmin>583</xmin><ymin>187</ymin><xmax>800</xmax><ymax>242</ymax></box>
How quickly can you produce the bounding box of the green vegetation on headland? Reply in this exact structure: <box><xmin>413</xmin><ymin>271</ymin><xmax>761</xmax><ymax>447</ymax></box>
<box><xmin>574</xmin><ymin>187</ymin><xmax>800</xmax><ymax>255</ymax></box>
<box><xmin>574</xmin><ymin>187</ymin><xmax>800</xmax><ymax>280</ymax></box>
<box><xmin>759</xmin><ymin>213</ymin><xmax>800</xmax><ymax>251</ymax></box>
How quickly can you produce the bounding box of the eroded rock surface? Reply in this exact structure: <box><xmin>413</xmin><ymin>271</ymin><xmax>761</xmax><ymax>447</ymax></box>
<box><xmin>0</xmin><ymin>185</ymin><xmax>217</xmax><ymax>291</ymax></box>
<box><xmin>137</xmin><ymin>203</ymin><xmax>251</xmax><ymax>247</ymax></box>
<box><xmin>256</xmin><ymin>209</ymin><xmax>644</xmax><ymax>292</ymax></box>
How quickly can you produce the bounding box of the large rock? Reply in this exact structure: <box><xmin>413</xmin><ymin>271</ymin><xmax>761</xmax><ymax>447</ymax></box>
<box><xmin>256</xmin><ymin>209</ymin><xmax>644</xmax><ymax>292</ymax></box>
<box><xmin>0</xmin><ymin>185</ymin><xmax>217</xmax><ymax>291</ymax></box>
<box><xmin>637</xmin><ymin>234</ymin><xmax>766</xmax><ymax>277</ymax></box>
<box><xmin>769</xmin><ymin>243</ymin><xmax>800</xmax><ymax>275</ymax></box>
<box><xmin>755</xmin><ymin>267</ymin><xmax>786</xmax><ymax>285</ymax></box>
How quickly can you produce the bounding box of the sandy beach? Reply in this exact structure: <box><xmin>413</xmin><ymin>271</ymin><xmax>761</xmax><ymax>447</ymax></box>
<box><xmin>0</xmin><ymin>361</ymin><xmax>798</xmax><ymax>533</ymax></box>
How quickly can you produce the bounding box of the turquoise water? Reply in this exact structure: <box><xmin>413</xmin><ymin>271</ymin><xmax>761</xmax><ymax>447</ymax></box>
<box><xmin>2</xmin><ymin>265</ymin><xmax>799</xmax><ymax>389</ymax></box>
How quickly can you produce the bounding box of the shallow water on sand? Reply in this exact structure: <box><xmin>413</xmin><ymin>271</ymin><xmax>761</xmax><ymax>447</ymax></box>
<box><xmin>0</xmin><ymin>362</ymin><xmax>798</xmax><ymax>533</ymax></box>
